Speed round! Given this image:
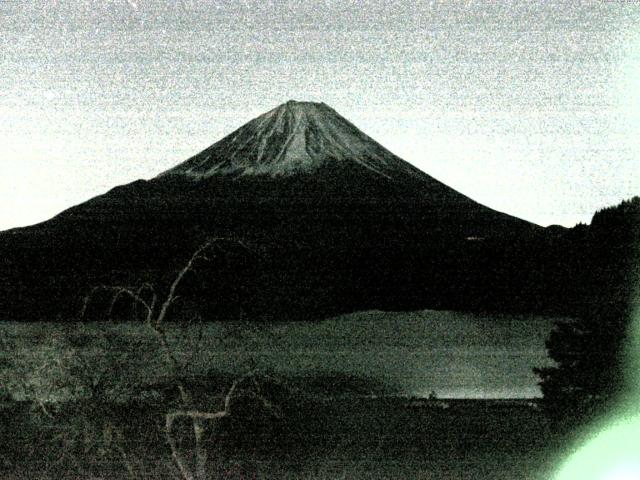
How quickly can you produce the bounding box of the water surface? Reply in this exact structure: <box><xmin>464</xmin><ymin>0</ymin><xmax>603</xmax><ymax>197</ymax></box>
<box><xmin>0</xmin><ymin>309</ymin><xmax>559</xmax><ymax>399</ymax></box>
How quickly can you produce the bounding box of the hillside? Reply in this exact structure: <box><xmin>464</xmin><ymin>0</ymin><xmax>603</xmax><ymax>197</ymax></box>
<box><xmin>0</xmin><ymin>101</ymin><xmax>609</xmax><ymax>322</ymax></box>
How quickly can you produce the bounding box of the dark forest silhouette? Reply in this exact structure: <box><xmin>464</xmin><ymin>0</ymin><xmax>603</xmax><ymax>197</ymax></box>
<box><xmin>535</xmin><ymin>197</ymin><xmax>639</xmax><ymax>424</ymax></box>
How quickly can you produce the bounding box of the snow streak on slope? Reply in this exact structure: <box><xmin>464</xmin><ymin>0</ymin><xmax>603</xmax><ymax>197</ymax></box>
<box><xmin>159</xmin><ymin>101</ymin><xmax>425</xmax><ymax>180</ymax></box>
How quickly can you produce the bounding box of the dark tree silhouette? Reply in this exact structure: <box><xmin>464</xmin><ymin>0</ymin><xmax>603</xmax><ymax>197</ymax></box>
<box><xmin>535</xmin><ymin>197</ymin><xmax>640</xmax><ymax>424</ymax></box>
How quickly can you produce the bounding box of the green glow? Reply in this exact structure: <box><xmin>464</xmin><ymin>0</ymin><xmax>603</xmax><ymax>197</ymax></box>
<box><xmin>554</xmin><ymin>414</ymin><xmax>640</xmax><ymax>480</ymax></box>
<box><xmin>554</xmin><ymin>276</ymin><xmax>640</xmax><ymax>479</ymax></box>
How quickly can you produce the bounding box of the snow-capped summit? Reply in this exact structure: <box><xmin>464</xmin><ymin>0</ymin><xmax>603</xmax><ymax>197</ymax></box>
<box><xmin>159</xmin><ymin>101</ymin><xmax>423</xmax><ymax>179</ymax></box>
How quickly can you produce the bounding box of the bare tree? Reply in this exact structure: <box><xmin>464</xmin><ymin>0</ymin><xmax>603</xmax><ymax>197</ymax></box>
<box><xmin>79</xmin><ymin>237</ymin><xmax>280</xmax><ymax>480</ymax></box>
<box><xmin>0</xmin><ymin>324</ymin><xmax>140</xmax><ymax>477</ymax></box>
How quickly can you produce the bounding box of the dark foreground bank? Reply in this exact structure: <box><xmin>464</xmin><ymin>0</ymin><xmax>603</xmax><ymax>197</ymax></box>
<box><xmin>1</xmin><ymin>395</ymin><xmax>566</xmax><ymax>480</ymax></box>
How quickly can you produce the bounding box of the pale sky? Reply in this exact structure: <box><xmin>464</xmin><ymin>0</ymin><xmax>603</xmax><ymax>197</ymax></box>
<box><xmin>1</xmin><ymin>0</ymin><xmax>639</xmax><ymax>231</ymax></box>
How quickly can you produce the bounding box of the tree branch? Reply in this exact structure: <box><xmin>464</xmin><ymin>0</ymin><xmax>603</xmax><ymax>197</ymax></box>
<box><xmin>78</xmin><ymin>237</ymin><xmax>256</xmax><ymax>480</ymax></box>
<box><xmin>81</xmin><ymin>285</ymin><xmax>154</xmax><ymax>321</ymax></box>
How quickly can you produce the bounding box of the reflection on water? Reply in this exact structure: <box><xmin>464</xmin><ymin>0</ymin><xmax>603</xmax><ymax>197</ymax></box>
<box><xmin>1</xmin><ymin>309</ymin><xmax>559</xmax><ymax>399</ymax></box>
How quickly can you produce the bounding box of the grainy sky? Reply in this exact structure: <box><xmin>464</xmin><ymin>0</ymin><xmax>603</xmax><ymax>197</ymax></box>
<box><xmin>1</xmin><ymin>0</ymin><xmax>639</xmax><ymax>230</ymax></box>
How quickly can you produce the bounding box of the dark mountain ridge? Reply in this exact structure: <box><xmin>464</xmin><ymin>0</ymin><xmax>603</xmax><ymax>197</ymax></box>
<box><xmin>2</xmin><ymin>101</ymin><xmax>632</xmax><ymax>322</ymax></box>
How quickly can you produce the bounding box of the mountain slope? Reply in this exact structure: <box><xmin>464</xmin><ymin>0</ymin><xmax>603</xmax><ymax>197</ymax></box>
<box><xmin>1</xmin><ymin>101</ymin><xmax>553</xmax><ymax>322</ymax></box>
<box><xmin>159</xmin><ymin>100</ymin><xmax>425</xmax><ymax>180</ymax></box>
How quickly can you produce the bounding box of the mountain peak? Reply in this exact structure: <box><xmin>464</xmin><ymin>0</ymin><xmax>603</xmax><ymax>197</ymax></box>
<box><xmin>158</xmin><ymin>101</ymin><xmax>422</xmax><ymax>180</ymax></box>
<box><xmin>283</xmin><ymin>99</ymin><xmax>325</xmax><ymax>107</ymax></box>
<box><xmin>279</xmin><ymin>99</ymin><xmax>329</xmax><ymax>111</ymax></box>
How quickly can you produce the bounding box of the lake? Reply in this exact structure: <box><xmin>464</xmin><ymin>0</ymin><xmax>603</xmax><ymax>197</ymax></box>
<box><xmin>0</xmin><ymin>309</ymin><xmax>560</xmax><ymax>400</ymax></box>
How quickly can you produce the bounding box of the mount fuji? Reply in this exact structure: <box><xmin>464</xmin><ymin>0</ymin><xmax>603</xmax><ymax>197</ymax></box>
<box><xmin>161</xmin><ymin>100</ymin><xmax>429</xmax><ymax>179</ymax></box>
<box><xmin>1</xmin><ymin>101</ymin><xmax>555</xmax><ymax>321</ymax></box>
